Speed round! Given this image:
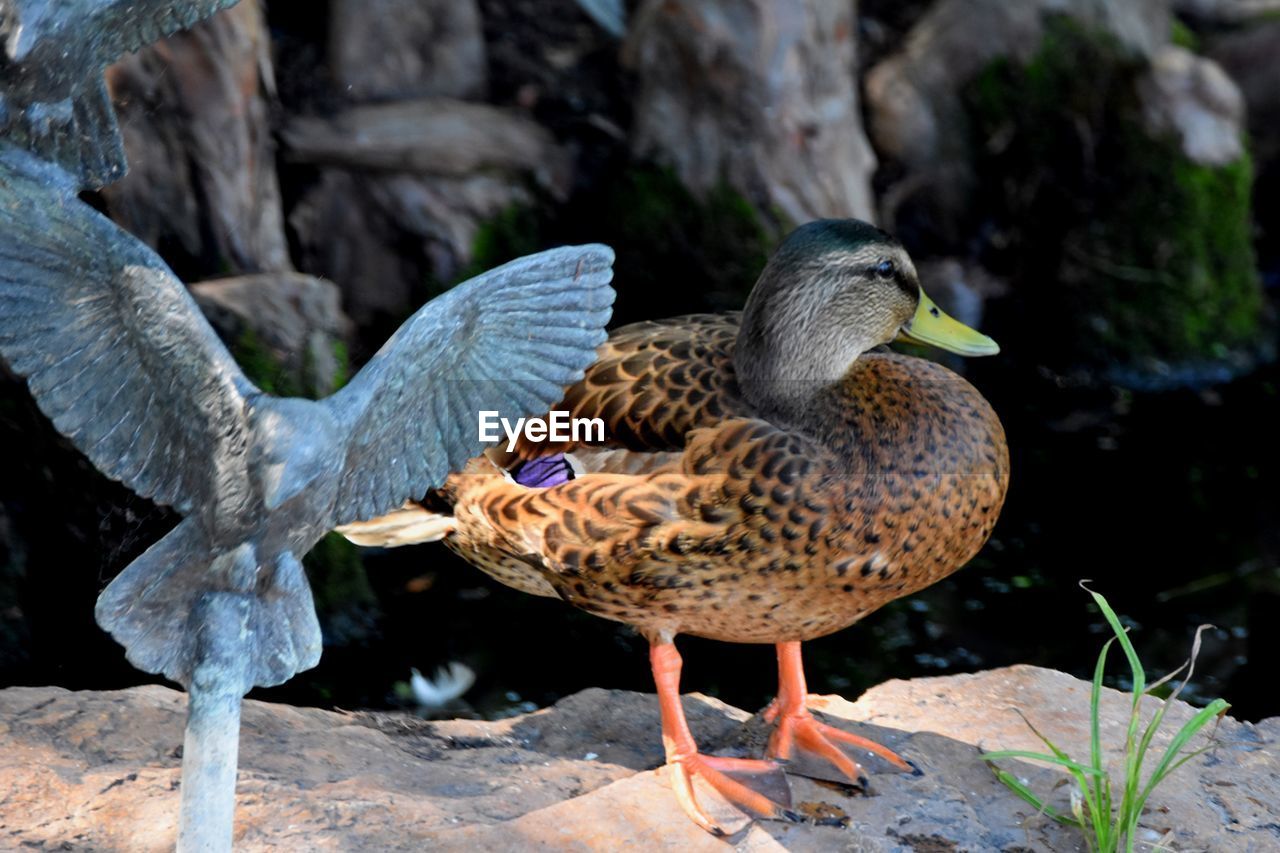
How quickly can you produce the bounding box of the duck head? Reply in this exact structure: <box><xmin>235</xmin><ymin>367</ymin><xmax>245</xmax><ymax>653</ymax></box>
<box><xmin>735</xmin><ymin>219</ymin><xmax>998</xmax><ymax>416</ymax></box>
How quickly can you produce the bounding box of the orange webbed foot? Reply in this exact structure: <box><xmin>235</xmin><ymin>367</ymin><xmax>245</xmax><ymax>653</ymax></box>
<box><xmin>665</xmin><ymin>753</ymin><xmax>796</xmax><ymax>836</ymax></box>
<box><xmin>651</xmin><ymin>641</ymin><xmax>798</xmax><ymax>835</ymax></box>
<box><xmin>764</xmin><ymin>699</ymin><xmax>918</xmax><ymax>785</ymax></box>
<box><xmin>764</xmin><ymin>642</ymin><xmax>921</xmax><ymax>787</ymax></box>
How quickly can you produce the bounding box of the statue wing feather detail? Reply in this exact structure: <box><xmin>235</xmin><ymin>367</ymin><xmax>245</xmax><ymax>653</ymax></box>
<box><xmin>324</xmin><ymin>246</ymin><xmax>616</xmax><ymax>527</ymax></box>
<box><xmin>0</xmin><ymin>149</ymin><xmax>256</xmax><ymax>516</ymax></box>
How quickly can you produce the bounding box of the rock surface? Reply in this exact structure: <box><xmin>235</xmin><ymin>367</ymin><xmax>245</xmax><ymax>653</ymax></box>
<box><xmin>283</xmin><ymin>99</ymin><xmax>570</xmax><ymax>323</ymax></box>
<box><xmin>329</xmin><ymin>0</ymin><xmax>488</xmax><ymax>102</ymax></box>
<box><xmin>864</xmin><ymin>0</ymin><xmax>1174</xmax><ymax>223</ymax></box>
<box><xmin>191</xmin><ymin>273</ymin><xmax>354</xmax><ymax>398</ymax></box>
<box><xmin>1138</xmin><ymin>45</ymin><xmax>1246</xmax><ymax>167</ymax></box>
<box><xmin>624</xmin><ymin>0</ymin><xmax>878</xmax><ymax>227</ymax></box>
<box><xmin>1</xmin><ymin>665</ymin><xmax>1274</xmax><ymax>851</ymax></box>
<box><xmin>281</xmin><ymin>99</ymin><xmax>569</xmax><ymax>189</ymax></box>
<box><xmin>102</xmin><ymin>0</ymin><xmax>291</xmax><ymax>275</ymax></box>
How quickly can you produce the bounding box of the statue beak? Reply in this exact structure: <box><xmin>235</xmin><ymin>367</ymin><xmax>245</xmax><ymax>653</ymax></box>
<box><xmin>896</xmin><ymin>289</ymin><xmax>1000</xmax><ymax>356</ymax></box>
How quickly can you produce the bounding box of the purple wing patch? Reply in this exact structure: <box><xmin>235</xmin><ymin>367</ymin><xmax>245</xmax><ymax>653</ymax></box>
<box><xmin>512</xmin><ymin>455</ymin><xmax>575</xmax><ymax>488</ymax></box>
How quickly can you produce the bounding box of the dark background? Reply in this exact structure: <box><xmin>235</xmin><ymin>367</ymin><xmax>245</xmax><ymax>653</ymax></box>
<box><xmin>1</xmin><ymin>0</ymin><xmax>1277</xmax><ymax>723</ymax></box>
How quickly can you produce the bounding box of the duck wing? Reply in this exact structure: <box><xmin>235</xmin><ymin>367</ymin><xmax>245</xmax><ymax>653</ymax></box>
<box><xmin>509</xmin><ymin>312</ymin><xmax>748</xmax><ymax>460</ymax></box>
<box><xmin>0</xmin><ymin>149</ymin><xmax>257</xmax><ymax>518</ymax></box>
<box><xmin>445</xmin><ymin>417</ymin><xmax>834</xmax><ymax>601</ymax></box>
<box><xmin>323</xmin><ymin>245</ymin><xmax>615</xmax><ymax>527</ymax></box>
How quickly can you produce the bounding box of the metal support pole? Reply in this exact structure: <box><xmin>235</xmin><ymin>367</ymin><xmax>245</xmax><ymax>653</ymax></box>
<box><xmin>177</xmin><ymin>593</ymin><xmax>250</xmax><ymax>853</ymax></box>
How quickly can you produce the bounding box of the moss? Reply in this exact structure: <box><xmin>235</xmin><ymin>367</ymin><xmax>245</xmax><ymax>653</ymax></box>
<box><xmin>964</xmin><ymin>15</ymin><xmax>1264</xmax><ymax>367</ymax></box>
<box><xmin>232</xmin><ymin>327</ymin><xmax>306</xmax><ymax>398</ymax></box>
<box><xmin>464</xmin><ymin>202</ymin><xmax>546</xmax><ymax>281</ymax></box>
<box><xmin>329</xmin><ymin>339</ymin><xmax>351</xmax><ymax>391</ymax></box>
<box><xmin>589</xmin><ymin>164</ymin><xmax>773</xmax><ymax>324</ymax></box>
<box><xmin>233</xmin><ymin>324</ymin><xmax>351</xmax><ymax>400</ymax></box>
<box><xmin>1169</xmin><ymin>18</ymin><xmax>1199</xmax><ymax>53</ymax></box>
<box><xmin>304</xmin><ymin>533</ymin><xmax>371</xmax><ymax>603</ymax></box>
<box><xmin>302</xmin><ymin>532</ymin><xmax>379</xmax><ymax>647</ymax></box>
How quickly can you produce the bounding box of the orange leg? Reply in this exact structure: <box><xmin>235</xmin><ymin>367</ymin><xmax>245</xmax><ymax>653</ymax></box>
<box><xmin>763</xmin><ymin>642</ymin><xmax>919</xmax><ymax>785</ymax></box>
<box><xmin>650</xmin><ymin>641</ymin><xmax>795</xmax><ymax>835</ymax></box>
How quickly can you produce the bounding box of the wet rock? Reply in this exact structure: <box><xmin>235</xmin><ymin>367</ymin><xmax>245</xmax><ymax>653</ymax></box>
<box><xmin>329</xmin><ymin>0</ymin><xmax>487</xmax><ymax>102</ymax></box>
<box><xmin>890</xmin><ymin>10</ymin><xmax>1263</xmax><ymax>371</ymax></box>
<box><xmin>624</xmin><ymin>0</ymin><xmax>877</xmax><ymax>228</ymax></box>
<box><xmin>101</xmin><ymin>1</ymin><xmax>291</xmax><ymax>276</ymax></box>
<box><xmin>191</xmin><ymin>273</ymin><xmax>353</xmax><ymax>398</ymax></box>
<box><xmin>1</xmin><ymin>666</ymin><xmax>1273</xmax><ymax>850</ymax></box>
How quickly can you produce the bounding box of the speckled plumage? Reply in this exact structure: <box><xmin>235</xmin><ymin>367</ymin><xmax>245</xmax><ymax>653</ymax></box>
<box><xmin>339</xmin><ymin>218</ymin><xmax>1010</xmax><ymax>832</ymax></box>
<box><xmin>439</xmin><ymin>314</ymin><xmax>1008</xmax><ymax>645</ymax></box>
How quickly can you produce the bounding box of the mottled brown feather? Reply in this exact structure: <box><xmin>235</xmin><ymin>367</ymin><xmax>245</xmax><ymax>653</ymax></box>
<box><xmin>435</xmin><ymin>312</ymin><xmax>1009</xmax><ymax>645</ymax></box>
<box><xmin>510</xmin><ymin>314</ymin><xmax>747</xmax><ymax>459</ymax></box>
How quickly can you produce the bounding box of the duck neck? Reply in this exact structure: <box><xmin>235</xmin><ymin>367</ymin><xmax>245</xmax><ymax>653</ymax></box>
<box><xmin>733</xmin><ymin>271</ymin><xmax>873</xmax><ymax>424</ymax></box>
<box><xmin>734</xmin><ymin>362</ymin><xmax>833</xmax><ymax>425</ymax></box>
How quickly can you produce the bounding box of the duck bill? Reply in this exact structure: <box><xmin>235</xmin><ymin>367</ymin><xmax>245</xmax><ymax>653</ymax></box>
<box><xmin>896</xmin><ymin>290</ymin><xmax>1000</xmax><ymax>356</ymax></box>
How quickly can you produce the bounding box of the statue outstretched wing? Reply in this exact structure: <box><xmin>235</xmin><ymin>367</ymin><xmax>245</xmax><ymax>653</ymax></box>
<box><xmin>0</xmin><ymin>148</ymin><xmax>256</xmax><ymax>516</ymax></box>
<box><xmin>1</xmin><ymin>0</ymin><xmax>239</xmax><ymax>80</ymax></box>
<box><xmin>325</xmin><ymin>246</ymin><xmax>616</xmax><ymax>527</ymax></box>
<box><xmin>2</xmin><ymin>1</ymin><xmax>241</xmax><ymax>186</ymax></box>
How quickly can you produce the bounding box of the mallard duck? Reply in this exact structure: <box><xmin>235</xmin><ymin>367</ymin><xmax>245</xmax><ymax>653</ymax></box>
<box><xmin>340</xmin><ymin>219</ymin><xmax>1009</xmax><ymax>834</ymax></box>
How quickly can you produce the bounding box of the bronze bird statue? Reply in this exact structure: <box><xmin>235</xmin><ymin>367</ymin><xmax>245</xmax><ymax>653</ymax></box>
<box><xmin>0</xmin><ymin>0</ymin><xmax>242</xmax><ymax>187</ymax></box>
<box><xmin>341</xmin><ymin>219</ymin><xmax>1009</xmax><ymax>834</ymax></box>
<box><xmin>0</xmin><ymin>146</ymin><xmax>615</xmax><ymax>848</ymax></box>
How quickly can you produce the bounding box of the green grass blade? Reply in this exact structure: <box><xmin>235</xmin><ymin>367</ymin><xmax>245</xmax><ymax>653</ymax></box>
<box><xmin>982</xmin><ymin>749</ymin><xmax>1106</xmax><ymax>777</ymax></box>
<box><xmin>1085</xmin><ymin>585</ymin><xmax>1147</xmax><ymax>847</ymax></box>
<box><xmin>1090</xmin><ymin>637</ymin><xmax>1112</xmax><ymax>775</ymax></box>
<box><xmin>1138</xmin><ymin>699</ymin><xmax>1230</xmax><ymax>805</ymax></box>
<box><xmin>1083</xmin><ymin>583</ymin><xmax>1146</xmax><ymax>699</ymax></box>
<box><xmin>989</xmin><ymin>768</ymin><xmax>1077</xmax><ymax>826</ymax></box>
<box><xmin>1088</xmin><ymin>636</ymin><xmax>1115</xmax><ymax>849</ymax></box>
<box><xmin>994</xmin><ymin>586</ymin><xmax>1230</xmax><ymax>853</ymax></box>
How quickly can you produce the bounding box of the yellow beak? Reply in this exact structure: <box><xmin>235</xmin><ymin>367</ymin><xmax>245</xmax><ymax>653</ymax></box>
<box><xmin>896</xmin><ymin>289</ymin><xmax>1000</xmax><ymax>356</ymax></box>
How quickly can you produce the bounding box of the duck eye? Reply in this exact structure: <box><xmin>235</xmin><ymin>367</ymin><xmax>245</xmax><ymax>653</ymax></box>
<box><xmin>874</xmin><ymin>260</ymin><xmax>896</xmax><ymax>279</ymax></box>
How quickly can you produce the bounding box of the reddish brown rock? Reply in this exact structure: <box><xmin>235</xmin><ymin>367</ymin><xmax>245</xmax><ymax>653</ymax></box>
<box><xmin>1</xmin><ymin>667</ymin><xmax>1274</xmax><ymax>850</ymax></box>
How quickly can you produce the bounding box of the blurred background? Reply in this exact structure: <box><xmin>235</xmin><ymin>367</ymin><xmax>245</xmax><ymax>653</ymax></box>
<box><xmin>1</xmin><ymin>0</ymin><xmax>1277</xmax><ymax>722</ymax></box>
